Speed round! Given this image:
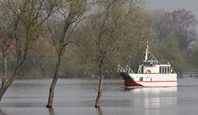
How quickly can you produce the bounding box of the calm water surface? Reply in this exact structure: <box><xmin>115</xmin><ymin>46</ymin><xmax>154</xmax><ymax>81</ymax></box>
<box><xmin>0</xmin><ymin>77</ymin><xmax>198</xmax><ymax>115</ymax></box>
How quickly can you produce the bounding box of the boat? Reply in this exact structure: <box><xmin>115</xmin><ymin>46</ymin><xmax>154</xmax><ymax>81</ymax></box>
<box><xmin>118</xmin><ymin>42</ymin><xmax>177</xmax><ymax>88</ymax></box>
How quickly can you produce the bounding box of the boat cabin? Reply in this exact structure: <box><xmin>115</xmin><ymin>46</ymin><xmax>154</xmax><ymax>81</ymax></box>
<box><xmin>137</xmin><ymin>42</ymin><xmax>173</xmax><ymax>74</ymax></box>
<box><xmin>137</xmin><ymin>61</ymin><xmax>172</xmax><ymax>74</ymax></box>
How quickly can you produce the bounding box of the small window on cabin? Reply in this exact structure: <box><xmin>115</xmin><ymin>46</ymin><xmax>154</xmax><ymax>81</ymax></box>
<box><xmin>162</xmin><ymin>66</ymin><xmax>169</xmax><ymax>74</ymax></box>
<box><xmin>165</xmin><ymin>66</ymin><xmax>169</xmax><ymax>74</ymax></box>
<box><xmin>141</xmin><ymin>66</ymin><xmax>144</xmax><ymax>74</ymax></box>
<box><xmin>139</xmin><ymin>77</ymin><xmax>143</xmax><ymax>81</ymax></box>
<box><xmin>160</xmin><ymin>66</ymin><xmax>162</xmax><ymax>73</ymax></box>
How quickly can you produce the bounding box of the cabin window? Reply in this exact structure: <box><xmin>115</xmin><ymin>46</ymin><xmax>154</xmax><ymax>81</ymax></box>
<box><xmin>162</xmin><ymin>66</ymin><xmax>164</xmax><ymax>73</ymax></box>
<box><xmin>141</xmin><ymin>66</ymin><xmax>144</xmax><ymax>73</ymax></box>
<box><xmin>160</xmin><ymin>66</ymin><xmax>161</xmax><ymax>73</ymax></box>
<box><xmin>160</xmin><ymin>66</ymin><xmax>170</xmax><ymax>74</ymax></box>
<box><xmin>139</xmin><ymin>77</ymin><xmax>143</xmax><ymax>81</ymax></box>
<box><xmin>168</xmin><ymin>67</ymin><xmax>170</xmax><ymax>73</ymax></box>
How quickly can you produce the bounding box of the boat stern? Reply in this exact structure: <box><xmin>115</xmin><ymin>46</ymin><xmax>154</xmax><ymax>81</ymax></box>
<box><xmin>120</xmin><ymin>72</ymin><xmax>143</xmax><ymax>88</ymax></box>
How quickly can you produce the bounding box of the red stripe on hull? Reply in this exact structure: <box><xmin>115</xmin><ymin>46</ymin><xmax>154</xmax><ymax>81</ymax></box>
<box><xmin>136</xmin><ymin>80</ymin><xmax>177</xmax><ymax>82</ymax></box>
<box><xmin>126</xmin><ymin>86</ymin><xmax>177</xmax><ymax>88</ymax></box>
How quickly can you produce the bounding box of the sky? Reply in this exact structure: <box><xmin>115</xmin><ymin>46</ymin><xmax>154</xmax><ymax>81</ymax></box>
<box><xmin>145</xmin><ymin>0</ymin><xmax>198</xmax><ymax>19</ymax></box>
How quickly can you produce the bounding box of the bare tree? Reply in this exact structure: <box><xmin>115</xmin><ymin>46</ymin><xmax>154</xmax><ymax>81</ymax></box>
<box><xmin>0</xmin><ymin>34</ymin><xmax>11</xmax><ymax>87</ymax></box>
<box><xmin>0</xmin><ymin>0</ymin><xmax>56</xmax><ymax>100</ymax></box>
<box><xmin>76</xmin><ymin>0</ymin><xmax>154</xmax><ymax>108</ymax></box>
<box><xmin>46</xmin><ymin>0</ymin><xmax>89</xmax><ymax>108</ymax></box>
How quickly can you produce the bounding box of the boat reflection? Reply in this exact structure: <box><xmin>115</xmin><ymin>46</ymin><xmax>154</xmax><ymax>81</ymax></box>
<box><xmin>131</xmin><ymin>87</ymin><xmax>177</xmax><ymax>93</ymax></box>
<box><xmin>48</xmin><ymin>108</ymin><xmax>55</xmax><ymax>115</ymax></box>
<box><xmin>96</xmin><ymin>108</ymin><xmax>103</xmax><ymax>115</ymax></box>
<box><xmin>129</xmin><ymin>87</ymin><xmax>177</xmax><ymax>108</ymax></box>
<box><xmin>0</xmin><ymin>109</ymin><xmax>6</xmax><ymax>115</ymax></box>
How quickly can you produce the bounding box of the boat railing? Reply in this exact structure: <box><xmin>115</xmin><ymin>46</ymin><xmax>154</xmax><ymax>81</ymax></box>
<box><xmin>117</xmin><ymin>64</ymin><xmax>126</xmax><ymax>72</ymax></box>
<box><xmin>117</xmin><ymin>64</ymin><xmax>134</xmax><ymax>73</ymax></box>
<box><xmin>126</xmin><ymin>65</ymin><xmax>134</xmax><ymax>73</ymax></box>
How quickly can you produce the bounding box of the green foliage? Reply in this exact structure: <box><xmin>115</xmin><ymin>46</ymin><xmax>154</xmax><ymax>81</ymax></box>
<box><xmin>75</xmin><ymin>1</ymin><xmax>155</xmax><ymax>78</ymax></box>
<box><xmin>189</xmin><ymin>42</ymin><xmax>198</xmax><ymax>71</ymax></box>
<box><xmin>153</xmin><ymin>9</ymin><xmax>198</xmax><ymax>51</ymax></box>
<box><xmin>151</xmin><ymin>8</ymin><xmax>198</xmax><ymax>72</ymax></box>
<box><xmin>151</xmin><ymin>36</ymin><xmax>188</xmax><ymax>71</ymax></box>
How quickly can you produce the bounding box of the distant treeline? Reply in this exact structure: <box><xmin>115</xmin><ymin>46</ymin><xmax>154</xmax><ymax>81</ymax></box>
<box><xmin>0</xmin><ymin>0</ymin><xmax>198</xmax><ymax>79</ymax></box>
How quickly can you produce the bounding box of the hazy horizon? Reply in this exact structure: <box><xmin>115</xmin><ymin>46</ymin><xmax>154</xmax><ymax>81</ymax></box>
<box><xmin>145</xmin><ymin>0</ymin><xmax>198</xmax><ymax>18</ymax></box>
<box><xmin>145</xmin><ymin>0</ymin><xmax>198</xmax><ymax>30</ymax></box>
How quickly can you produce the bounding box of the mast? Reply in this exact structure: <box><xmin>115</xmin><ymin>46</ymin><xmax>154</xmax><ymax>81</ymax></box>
<box><xmin>144</xmin><ymin>41</ymin><xmax>149</xmax><ymax>61</ymax></box>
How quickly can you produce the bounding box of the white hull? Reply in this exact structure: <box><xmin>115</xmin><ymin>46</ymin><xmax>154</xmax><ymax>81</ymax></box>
<box><xmin>124</xmin><ymin>73</ymin><xmax>177</xmax><ymax>88</ymax></box>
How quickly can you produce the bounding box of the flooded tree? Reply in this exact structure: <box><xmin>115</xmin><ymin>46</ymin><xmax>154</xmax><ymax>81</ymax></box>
<box><xmin>76</xmin><ymin>0</ymin><xmax>155</xmax><ymax>108</ymax></box>
<box><xmin>0</xmin><ymin>33</ymin><xmax>11</xmax><ymax>87</ymax></box>
<box><xmin>46</xmin><ymin>0</ymin><xmax>89</xmax><ymax>108</ymax></box>
<box><xmin>0</xmin><ymin>0</ymin><xmax>56</xmax><ymax>100</ymax></box>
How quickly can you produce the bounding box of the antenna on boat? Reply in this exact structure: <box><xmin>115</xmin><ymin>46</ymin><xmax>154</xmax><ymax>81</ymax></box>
<box><xmin>144</xmin><ymin>41</ymin><xmax>149</xmax><ymax>61</ymax></box>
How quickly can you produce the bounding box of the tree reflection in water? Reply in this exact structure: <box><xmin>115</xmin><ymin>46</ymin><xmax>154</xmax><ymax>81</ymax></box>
<box><xmin>0</xmin><ymin>108</ymin><xmax>6</xmax><ymax>115</ymax></box>
<box><xmin>96</xmin><ymin>108</ymin><xmax>103</xmax><ymax>115</ymax></box>
<box><xmin>48</xmin><ymin>108</ymin><xmax>55</xmax><ymax>115</ymax></box>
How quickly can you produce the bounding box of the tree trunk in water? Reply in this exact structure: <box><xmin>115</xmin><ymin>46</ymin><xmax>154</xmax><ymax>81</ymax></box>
<box><xmin>170</xmin><ymin>62</ymin><xmax>182</xmax><ymax>78</ymax></box>
<box><xmin>96</xmin><ymin>108</ymin><xmax>103</xmax><ymax>115</ymax></box>
<box><xmin>177</xmin><ymin>69</ymin><xmax>183</xmax><ymax>78</ymax></box>
<box><xmin>46</xmin><ymin>76</ymin><xmax>58</xmax><ymax>108</ymax></box>
<box><xmin>46</xmin><ymin>51</ymin><xmax>63</xmax><ymax>108</ymax></box>
<box><xmin>0</xmin><ymin>78</ymin><xmax>14</xmax><ymax>100</ymax></box>
<box><xmin>95</xmin><ymin>78</ymin><xmax>103</xmax><ymax>108</ymax></box>
<box><xmin>1</xmin><ymin>47</ymin><xmax>8</xmax><ymax>87</ymax></box>
<box><xmin>0</xmin><ymin>57</ymin><xmax>24</xmax><ymax>100</ymax></box>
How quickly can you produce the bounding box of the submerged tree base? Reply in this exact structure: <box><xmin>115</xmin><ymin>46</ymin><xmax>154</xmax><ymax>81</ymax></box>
<box><xmin>46</xmin><ymin>105</ymin><xmax>53</xmax><ymax>108</ymax></box>
<box><xmin>95</xmin><ymin>105</ymin><xmax>100</xmax><ymax>108</ymax></box>
<box><xmin>95</xmin><ymin>78</ymin><xmax>103</xmax><ymax>108</ymax></box>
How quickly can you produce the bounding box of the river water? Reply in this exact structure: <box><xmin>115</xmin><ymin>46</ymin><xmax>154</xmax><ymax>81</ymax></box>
<box><xmin>0</xmin><ymin>77</ymin><xmax>198</xmax><ymax>115</ymax></box>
